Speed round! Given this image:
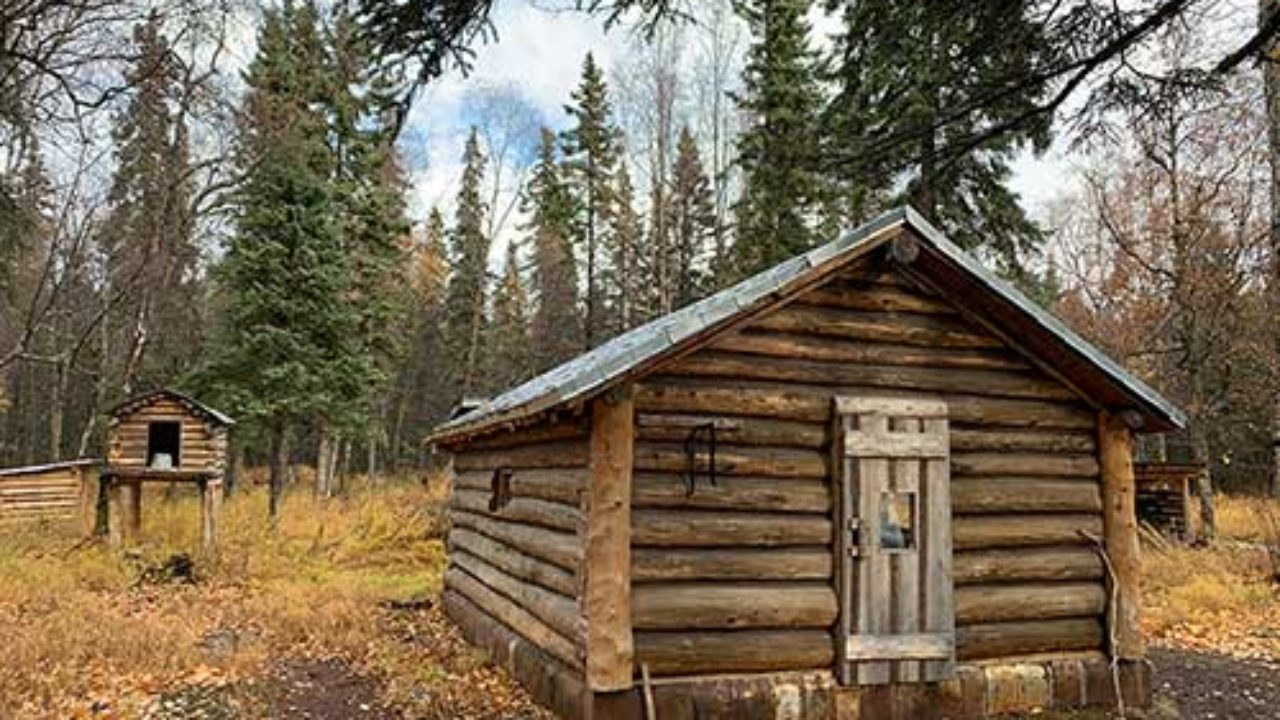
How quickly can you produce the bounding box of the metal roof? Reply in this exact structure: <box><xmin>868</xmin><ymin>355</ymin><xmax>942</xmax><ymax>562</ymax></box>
<box><xmin>0</xmin><ymin>459</ymin><xmax>99</xmax><ymax>478</ymax></box>
<box><xmin>430</xmin><ymin>207</ymin><xmax>1185</xmax><ymax>442</ymax></box>
<box><xmin>109</xmin><ymin>388</ymin><xmax>236</xmax><ymax>427</ymax></box>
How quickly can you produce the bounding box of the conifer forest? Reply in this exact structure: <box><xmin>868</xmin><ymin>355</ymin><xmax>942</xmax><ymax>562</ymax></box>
<box><xmin>6</xmin><ymin>1</ymin><xmax>1280</xmax><ymax>718</ymax></box>
<box><xmin>0</xmin><ymin>0</ymin><xmax>1277</xmax><ymax>515</ymax></box>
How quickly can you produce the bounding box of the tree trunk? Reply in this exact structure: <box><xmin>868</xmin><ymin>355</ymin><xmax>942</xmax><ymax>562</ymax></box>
<box><xmin>268</xmin><ymin>422</ymin><xmax>291</xmax><ymax>522</ymax></box>
<box><xmin>1191</xmin><ymin>423</ymin><xmax>1216</xmax><ymax>541</ymax></box>
<box><xmin>225</xmin><ymin>438</ymin><xmax>243</xmax><ymax>499</ymax></box>
<box><xmin>1263</xmin><ymin>0</ymin><xmax>1280</xmax><ymax>497</ymax></box>
<box><xmin>316</xmin><ymin>428</ymin><xmax>332</xmax><ymax>498</ymax></box>
<box><xmin>367</xmin><ymin>430</ymin><xmax>378</xmax><ymax>484</ymax></box>
<box><xmin>339</xmin><ymin>437</ymin><xmax>352</xmax><ymax>495</ymax></box>
<box><xmin>49</xmin><ymin>359</ymin><xmax>66</xmax><ymax>461</ymax></box>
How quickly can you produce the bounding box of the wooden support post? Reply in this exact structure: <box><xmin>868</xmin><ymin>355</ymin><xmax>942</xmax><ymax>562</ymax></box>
<box><xmin>199</xmin><ymin>477</ymin><xmax>220</xmax><ymax>555</ymax></box>
<box><xmin>583</xmin><ymin>385</ymin><xmax>635</xmax><ymax>694</ymax></box>
<box><xmin>1098</xmin><ymin>411</ymin><xmax>1144</xmax><ymax>659</ymax></box>
<box><xmin>78</xmin><ymin>466</ymin><xmax>98</xmax><ymax>538</ymax></box>
<box><xmin>124</xmin><ymin>480</ymin><xmax>142</xmax><ymax>543</ymax></box>
<box><xmin>106</xmin><ymin>475</ymin><xmax>123</xmax><ymax>547</ymax></box>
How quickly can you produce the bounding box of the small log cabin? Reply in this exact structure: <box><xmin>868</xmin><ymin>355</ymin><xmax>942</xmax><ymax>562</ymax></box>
<box><xmin>104</xmin><ymin>388</ymin><xmax>234</xmax><ymax>549</ymax></box>
<box><xmin>428</xmin><ymin>208</ymin><xmax>1185</xmax><ymax>720</ymax></box>
<box><xmin>0</xmin><ymin>459</ymin><xmax>98</xmax><ymax>533</ymax></box>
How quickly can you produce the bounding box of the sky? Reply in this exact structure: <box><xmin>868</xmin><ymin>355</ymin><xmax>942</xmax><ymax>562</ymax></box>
<box><xmin>396</xmin><ymin>1</ymin><xmax>1077</xmax><ymax>266</ymax></box>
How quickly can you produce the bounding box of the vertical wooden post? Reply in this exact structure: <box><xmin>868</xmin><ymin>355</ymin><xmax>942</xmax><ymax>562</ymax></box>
<box><xmin>106</xmin><ymin>475</ymin><xmax>123</xmax><ymax>547</ymax></box>
<box><xmin>583</xmin><ymin>385</ymin><xmax>635</xmax><ymax>696</ymax></box>
<box><xmin>78</xmin><ymin>466</ymin><xmax>98</xmax><ymax>538</ymax></box>
<box><xmin>113</xmin><ymin>479</ymin><xmax>144</xmax><ymax>545</ymax></box>
<box><xmin>1099</xmin><ymin>411</ymin><xmax>1144</xmax><ymax>659</ymax></box>
<box><xmin>199</xmin><ymin>477</ymin><xmax>219</xmax><ymax>555</ymax></box>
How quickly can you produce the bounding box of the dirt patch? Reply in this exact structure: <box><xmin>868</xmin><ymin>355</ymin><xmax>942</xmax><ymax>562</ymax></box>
<box><xmin>1151</xmin><ymin>647</ymin><xmax>1280</xmax><ymax>719</ymax></box>
<box><xmin>256</xmin><ymin>658</ymin><xmax>397</xmax><ymax>720</ymax></box>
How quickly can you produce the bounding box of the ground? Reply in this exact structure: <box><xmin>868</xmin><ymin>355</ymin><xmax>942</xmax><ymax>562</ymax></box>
<box><xmin>1</xmin><ymin>479</ymin><xmax>1278</xmax><ymax>719</ymax></box>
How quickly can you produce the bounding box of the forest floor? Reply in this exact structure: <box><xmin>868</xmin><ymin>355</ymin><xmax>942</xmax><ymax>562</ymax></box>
<box><xmin>1</xmin><ymin>480</ymin><xmax>1279</xmax><ymax>718</ymax></box>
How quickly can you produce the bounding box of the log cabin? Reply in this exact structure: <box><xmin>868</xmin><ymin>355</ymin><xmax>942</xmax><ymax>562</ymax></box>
<box><xmin>104</xmin><ymin>388</ymin><xmax>233</xmax><ymax>549</ymax></box>
<box><xmin>427</xmin><ymin>208</ymin><xmax>1185</xmax><ymax>719</ymax></box>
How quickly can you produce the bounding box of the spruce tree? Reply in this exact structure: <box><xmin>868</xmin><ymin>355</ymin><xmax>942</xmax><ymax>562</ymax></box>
<box><xmin>560</xmin><ymin>53</ymin><xmax>620</xmax><ymax>348</ymax></box>
<box><xmin>444</xmin><ymin>128</ymin><xmax>491</xmax><ymax>400</ymax></box>
<box><xmin>322</xmin><ymin>3</ymin><xmax>410</xmax><ymax>484</ymax></box>
<box><xmin>609</xmin><ymin>163</ymin><xmax>647</xmax><ymax>331</ymax></box>
<box><xmin>486</xmin><ymin>243</ymin><xmax>532</xmax><ymax>392</ymax></box>
<box><xmin>392</xmin><ymin>208</ymin><xmax>452</xmax><ymax>458</ymax></box>
<box><xmin>209</xmin><ymin>0</ymin><xmax>357</xmax><ymax>518</ymax></box>
<box><xmin>666</xmin><ymin>126</ymin><xmax>716</xmax><ymax>309</ymax></box>
<box><xmin>526</xmin><ymin>128</ymin><xmax>583</xmax><ymax>371</ymax></box>
<box><xmin>824</xmin><ymin>2</ymin><xmax>1052</xmax><ymax>275</ymax></box>
<box><xmin>100</xmin><ymin>12</ymin><xmax>200</xmax><ymax>398</ymax></box>
<box><xmin>731</xmin><ymin>0</ymin><xmax>826</xmax><ymax>278</ymax></box>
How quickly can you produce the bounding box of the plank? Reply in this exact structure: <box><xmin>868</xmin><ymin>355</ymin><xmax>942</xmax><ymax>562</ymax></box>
<box><xmin>632</xmin><ymin>582</ymin><xmax>837</xmax><ymax>630</ymax></box>
<box><xmin>631</xmin><ymin>473</ymin><xmax>831</xmax><ymax>513</ymax></box>
<box><xmin>452</xmin><ymin>468</ymin><xmax>585</xmax><ymax>505</ymax></box>
<box><xmin>667</xmin><ymin>352</ymin><xmax>1077</xmax><ymax>402</ymax></box>
<box><xmin>445</xmin><ymin>567</ymin><xmax>581</xmax><ymax>669</ymax></box>
<box><xmin>633</xmin><ymin>442</ymin><xmax>827</xmax><ymax>479</ymax></box>
<box><xmin>449</xmin><ymin>527</ymin><xmax>577</xmax><ymax>596</ymax></box>
<box><xmin>953</xmin><ymin>514</ymin><xmax>1103</xmax><ymax>550</ymax></box>
<box><xmin>711</xmin><ymin>331</ymin><xmax>1029</xmax><ymax>370</ymax></box>
<box><xmin>452</xmin><ymin>550</ymin><xmax>581</xmax><ymax>642</ymax></box>
<box><xmin>953</xmin><ymin>546</ymin><xmax>1103</xmax><ymax>585</ymax></box>
<box><xmin>634</xmin><ymin>630</ymin><xmax>834</xmax><ymax>676</ymax></box>
<box><xmin>956</xmin><ymin>618</ymin><xmax>1104</xmax><ymax>661</ymax></box>
<box><xmin>635</xmin><ymin>413</ymin><xmax>827</xmax><ymax>449</ymax></box>
<box><xmin>451</xmin><ymin>488</ymin><xmax>579</xmax><ymax>533</ymax></box>
<box><xmin>951</xmin><ymin>477</ymin><xmax>1102</xmax><ymax>515</ymax></box>
<box><xmin>451</xmin><ymin>441</ymin><xmax>590</xmax><ymax>471</ymax></box>
<box><xmin>450</xmin><ymin>509</ymin><xmax>581</xmax><ymax>571</ymax></box>
<box><xmin>844</xmin><ymin>634</ymin><xmax>953</xmax><ymax>661</ymax></box>
<box><xmin>955</xmin><ymin>582</ymin><xmax>1106</xmax><ymax>625</ymax></box>
<box><xmin>632</xmin><ymin>509</ymin><xmax>832</xmax><ymax>547</ymax></box>
<box><xmin>952</xmin><ymin>453</ymin><xmax>1100</xmax><ymax>478</ymax></box>
<box><xmin>631</xmin><ymin>547</ymin><xmax>832</xmax><ymax>582</ymax></box>
<box><xmin>752</xmin><ymin>304</ymin><xmax>1003</xmax><ymax>349</ymax></box>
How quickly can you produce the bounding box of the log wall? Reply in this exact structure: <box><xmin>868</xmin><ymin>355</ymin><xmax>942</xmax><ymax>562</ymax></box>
<box><xmin>630</xmin><ymin>257</ymin><xmax>1107</xmax><ymax>677</ymax></box>
<box><xmin>0</xmin><ymin>460</ymin><xmax>96</xmax><ymax>527</ymax></box>
<box><xmin>443</xmin><ymin>413</ymin><xmax>591</xmax><ymax>677</ymax></box>
<box><xmin>108</xmin><ymin>397</ymin><xmax>228</xmax><ymax>477</ymax></box>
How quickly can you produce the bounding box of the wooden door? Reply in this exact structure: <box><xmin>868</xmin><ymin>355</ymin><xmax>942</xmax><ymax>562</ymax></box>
<box><xmin>834</xmin><ymin>396</ymin><xmax>954</xmax><ymax>685</ymax></box>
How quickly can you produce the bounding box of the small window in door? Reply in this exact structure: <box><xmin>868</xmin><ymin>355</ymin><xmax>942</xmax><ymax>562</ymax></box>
<box><xmin>879</xmin><ymin>491</ymin><xmax>916</xmax><ymax>551</ymax></box>
<box><xmin>147</xmin><ymin>421</ymin><xmax>181</xmax><ymax>469</ymax></box>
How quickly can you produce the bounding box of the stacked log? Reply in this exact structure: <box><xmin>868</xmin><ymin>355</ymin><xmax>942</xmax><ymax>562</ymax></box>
<box><xmin>443</xmin><ymin>415</ymin><xmax>590</xmax><ymax>676</ymax></box>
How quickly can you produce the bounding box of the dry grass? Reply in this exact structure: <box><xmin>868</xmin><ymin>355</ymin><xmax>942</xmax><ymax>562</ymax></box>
<box><xmin>0</xmin><ymin>475</ymin><xmax>450</xmax><ymax>719</ymax></box>
<box><xmin>1142</xmin><ymin>493</ymin><xmax>1280</xmax><ymax>660</ymax></box>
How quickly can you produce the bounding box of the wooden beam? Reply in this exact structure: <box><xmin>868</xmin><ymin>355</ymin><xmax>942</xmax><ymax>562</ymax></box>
<box><xmin>583</xmin><ymin>386</ymin><xmax>635</xmax><ymax>692</ymax></box>
<box><xmin>1098</xmin><ymin>411</ymin><xmax>1144</xmax><ymax>660</ymax></box>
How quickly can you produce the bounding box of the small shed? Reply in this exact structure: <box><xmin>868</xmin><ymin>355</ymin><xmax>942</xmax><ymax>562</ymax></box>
<box><xmin>0</xmin><ymin>459</ymin><xmax>99</xmax><ymax>533</ymax></box>
<box><xmin>1135</xmin><ymin>462</ymin><xmax>1201</xmax><ymax>540</ymax></box>
<box><xmin>428</xmin><ymin>208</ymin><xmax>1185</xmax><ymax>720</ymax></box>
<box><xmin>104</xmin><ymin>388</ymin><xmax>234</xmax><ymax>549</ymax></box>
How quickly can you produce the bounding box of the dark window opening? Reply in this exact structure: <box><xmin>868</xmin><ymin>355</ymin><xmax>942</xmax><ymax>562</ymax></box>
<box><xmin>489</xmin><ymin>467</ymin><xmax>513</xmax><ymax>511</ymax></box>
<box><xmin>147</xmin><ymin>421</ymin><xmax>182</xmax><ymax>469</ymax></box>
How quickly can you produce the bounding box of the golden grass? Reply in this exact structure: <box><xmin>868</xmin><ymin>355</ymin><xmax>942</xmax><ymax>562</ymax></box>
<box><xmin>1142</xmin><ymin>494</ymin><xmax>1280</xmax><ymax>660</ymax></box>
<box><xmin>0</xmin><ymin>476</ymin><xmax>448</xmax><ymax>719</ymax></box>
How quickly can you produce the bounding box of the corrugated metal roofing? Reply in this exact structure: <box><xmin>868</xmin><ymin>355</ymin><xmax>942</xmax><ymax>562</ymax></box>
<box><xmin>430</xmin><ymin>207</ymin><xmax>1185</xmax><ymax>442</ymax></box>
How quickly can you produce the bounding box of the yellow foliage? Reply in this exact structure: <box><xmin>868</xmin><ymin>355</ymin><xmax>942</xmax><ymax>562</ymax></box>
<box><xmin>0</xmin><ymin>476</ymin><xmax>447</xmax><ymax>719</ymax></box>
